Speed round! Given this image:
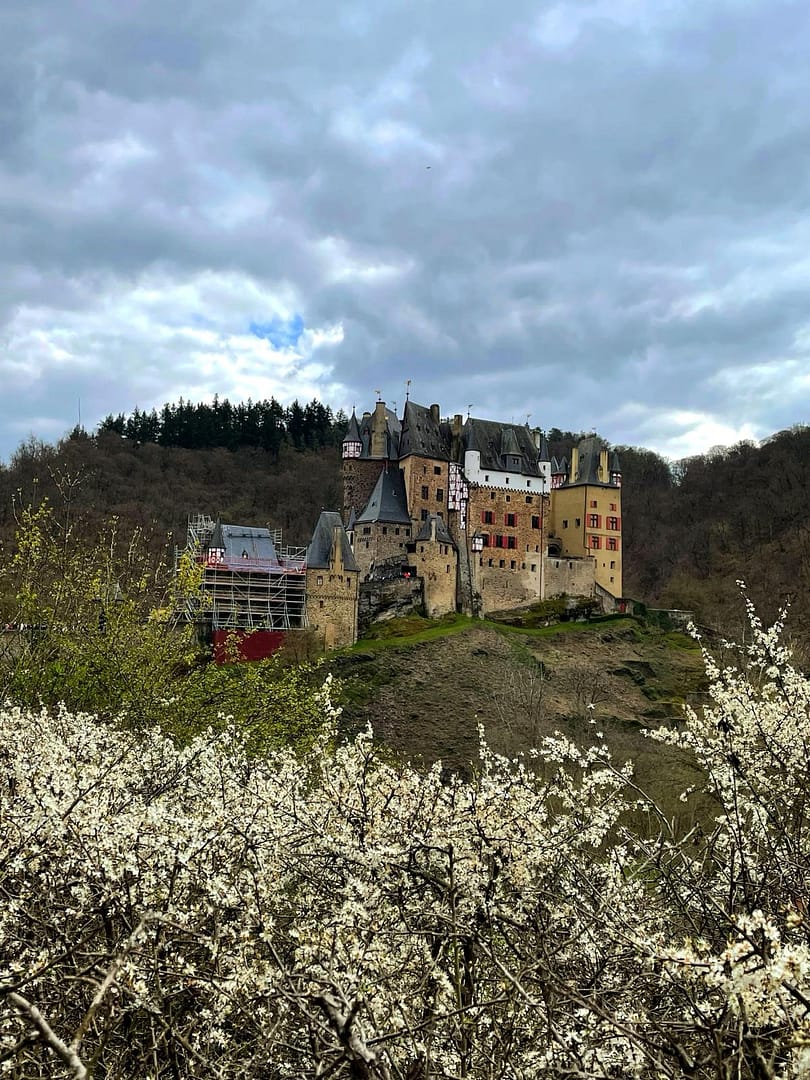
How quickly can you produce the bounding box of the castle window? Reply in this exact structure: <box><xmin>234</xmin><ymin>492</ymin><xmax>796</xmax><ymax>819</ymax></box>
<box><xmin>481</xmin><ymin>534</ymin><xmax>491</xmax><ymax>547</ymax></box>
<box><xmin>607</xmin><ymin>516</ymin><xmax>620</xmax><ymax>531</ymax></box>
<box><xmin>609</xmin><ymin>502</ymin><xmax>617</xmax><ymax>512</ymax></box>
<box><xmin>590</xmin><ymin>500</ymin><xmax>598</xmax><ymax>508</ymax></box>
<box><xmin>607</xmin><ymin>537</ymin><xmax>619</xmax><ymax>551</ymax></box>
<box><xmin>530</xmin><ymin>563</ymin><xmax>537</xmax><ymax>572</ymax></box>
<box><xmin>505</xmin><ymin>512</ymin><xmax>517</xmax><ymax>527</ymax></box>
<box><xmin>421</xmin><ymin>509</ymin><xmax>428</xmax><ymax>520</ymax></box>
<box><xmin>434</xmin><ymin>465</ymin><xmax>441</xmax><ymax>475</ymax></box>
<box><xmin>610</xmin><ymin>560</ymin><xmax>616</xmax><ymax>569</ymax></box>
<box><xmin>527</xmin><ymin>481</ymin><xmax>532</xmax><ymax>488</ymax></box>
<box><xmin>363</xmin><ymin>526</ymin><xmax>371</xmax><ymax>535</ymax></box>
<box><xmin>421</xmin><ymin>485</ymin><xmax>429</xmax><ymax>499</ymax></box>
<box><xmin>421</xmin><ymin>546</ymin><xmax>425</xmax><ymax>553</ymax></box>
<box><xmin>588</xmin><ymin>514</ymin><xmax>601</xmax><ymax>528</ymax></box>
<box><xmin>505</xmin><ymin>477</ymin><xmax>510</xmax><ymax>484</ymax></box>
<box><xmin>319</xmin><ymin>600</ymin><xmax>324</xmax><ymax>609</ymax></box>
<box><xmin>610</xmin><ymin>576</ymin><xmax>615</xmax><ymax>584</ymax></box>
<box><xmin>482</xmin><ymin>510</ymin><xmax>494</xmax><ymax>524</ymax></box>
<box><xmin>446</xmin><ymin>564</ymin><xmax>450</xmax><ymax>573</ymax></box>
<box><xmin>590</xmin><ymin>535</ymin><xmax>601</xmax><ymax>549</ymax></box>
<box><xmin>490</xmin><ymin>492</ymin><xmax>496</xmax><ymax>500</ymax></box>
<box><xmin>562</xmin><ymin>519</ymin><xmax>569</xmax><ymax>529</ymax></box>
<box><xmin>575</xmin><ymin>518</ymin><xmax>581</xmax><ymax>528</ymax></box>
<box><xmin>317</xmin><ymin>575</ymin><xmax>323</xmax><ymax>585</ymax></box>
<box><xmin>382</xmin><ymin>527</ymin><xmax>387</xmax><ymax>535</ymax></box>
<box><xmin>395</xmin><ymin>528</ymin><xmax>400</xmax><ymax>535</ymax></box>
<box><xmin>485</xmin><ymin>474</ymin><xmax>489</xmax><ymax>481</ymax></box>
<box><xmin>531</xmin><ymin>515</ymin><xmax>541</xmax><ymax>529</ymax></box>
<box><xmin>405</xmin><ymin>528</ymin><xmax>411</xmax><ymax>536</ymax></box>
<box><xmin>507</xmin><ymin>536</ymin><xmax>517</xmax><ymax>550</ymax></box>
<box><xmin>505</xmin><ymin>494</ymin><xmax>511</xmax><ymax>502</ymax></box>
<box><xmin>499</xmin><ymin>559</ymin><xmax>505</xmax><ymax>568</ymax></box>
<box><xmin>526</xmin><ymin>496</ymin><xmax>533</xmax><ymax>504</ymax></box>
<box><xmin>510</xmin><ymin>560</ymin><xmax>517</xmax><ymax>569</ymax></box>
<box><xmin>436</xmin><ymin>488</ymin><xmax>444</xmax><ymax>502</ymax></box>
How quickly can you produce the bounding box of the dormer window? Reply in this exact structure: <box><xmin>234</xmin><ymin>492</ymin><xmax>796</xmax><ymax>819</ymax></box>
<box><xmin>503</xmin><ymin>454</ymin><xmax>521</xmax><ymax>471</ymax></box>
<box><xmin>342</xmin><ymin>440</ymin><xmax>361</xmax><ymax>459</ymax></box>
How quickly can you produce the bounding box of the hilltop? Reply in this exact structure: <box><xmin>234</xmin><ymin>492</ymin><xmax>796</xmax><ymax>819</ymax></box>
<box><xmin>332</xmin><ymin>612</ymin><xmax>712</xmax><ymax>828</ymax></box>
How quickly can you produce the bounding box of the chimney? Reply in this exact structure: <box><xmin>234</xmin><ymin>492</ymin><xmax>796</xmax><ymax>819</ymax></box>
<box><xmin>370</xmin><ymin>400</ymin><xmax>388</xmax><ymax>458</ymax></box>
<box><xmin>599</xmin><ymin>446</ymin><xmax>609</xmax><ymax>483</ymax></box>
<box><xmin>569</xmin><ymin>445</ymin><xmax>579</xmax><ymax>483</ymax></box>
<box><xmin>430</xmin><ymin>403</ymin><xmax>441</xmax><ymax>424</ymax></box>
<box><xmin>333</xmin><ymin>526</ymin><xmax>343</xmax><ymax>571</ymax></box>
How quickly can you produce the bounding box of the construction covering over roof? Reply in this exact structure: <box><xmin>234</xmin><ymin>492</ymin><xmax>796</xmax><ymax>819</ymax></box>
<box><xmin>355</xmin><ymin>466</ymin><xmax>411</xmax><ymax>525</ymax></box>
<box><xmin>210</xmin><ymin>523</ymin><xmax>280</xmax><ymax>566</ymax></box>
<box><xmin>307</xmin><ymin>511</ymin><xmax>359</xmax><ymax>571</ymax></box>
<box><xmin>462</xmin><ymin>417</ymin><xmax>545</xmax><ymax>476</ymax></box>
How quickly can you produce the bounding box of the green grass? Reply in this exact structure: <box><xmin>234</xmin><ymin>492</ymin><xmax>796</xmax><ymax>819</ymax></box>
<box><xmin>349</xmin><ymin>613</ymin><xmax>479</xmax><ymax>652</ymax></box>
<box><xmin>347</xmin><ymin>613</ymin><xmax>646</xmax><ymax>654</ymax></box>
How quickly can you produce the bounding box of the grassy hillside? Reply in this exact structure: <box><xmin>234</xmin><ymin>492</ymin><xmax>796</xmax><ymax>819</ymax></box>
<box><xmin>332</xmin><ymin>613</ymin><xmax>711</xmax><ymax>831</ymax></box>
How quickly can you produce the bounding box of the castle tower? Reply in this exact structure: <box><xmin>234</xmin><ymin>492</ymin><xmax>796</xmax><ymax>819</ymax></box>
<box><xmin>306</xmin><ymin>511</ymin><xmax>360</xmax><ymax>648</ymax></box>
<box><xmin>548</xmin><ymin>436</ymin><xmax>623</xmax><ymax>599</ymax></box>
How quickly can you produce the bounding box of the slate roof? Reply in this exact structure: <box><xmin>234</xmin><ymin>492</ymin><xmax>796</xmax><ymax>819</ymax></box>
<box><xmin>342</xmin><ymin>410</ymin><xmax>362</xmax><ymax>445</ymax></box>
<box><xmin>462</xmin><ymin>417</ymin><xmax>544</xmax><ymax>476</ymax></box>
<box><xmin>210</xmin><ymin>523</ymin><xmax>279</xmax><ymax>564</ymax></box>
<box><xmin>307</xmin><ymin>511</ymin><xmax>359</xmax><ymax>572</ymax></box>
<box><xmin>398</xmin><ymin>401</ymin><xmax>452</xmax><ymax>460</ymax></box>
<box><xmin>610</xmin><ymin>450</ymin><xmax>622</xmax><ymax>473</ymax></box>
<box><xmin>568</xmin><ymin>436</ymin><xmax>614</xmax><ymax>487</ymax></box>
<box><xmin>415</xmin><ymin>513</ymin><xmax>456</xmax><ymax>547</ymax></box>
<box><xmin>355</xmin><ymin>466</ymin><xmax>412</xmax><ymax>525</ymax></box>
<box><xmin>357</xmin><ymin>406</ymin><xmax>401</xmax><ymax>459</ymax></box>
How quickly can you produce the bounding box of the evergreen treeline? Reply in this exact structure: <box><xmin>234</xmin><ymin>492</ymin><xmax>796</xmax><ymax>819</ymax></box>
<box><xmin>98</xmin><ymin>396</ymin><xmax>347</xmax><ymax>454</ymax></box>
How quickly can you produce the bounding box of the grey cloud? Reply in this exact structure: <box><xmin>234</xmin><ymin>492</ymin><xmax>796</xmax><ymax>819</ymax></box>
<box><xmin>2</xmin><ymin>0</ymin><xmax>810</xmax><ymax>459</ymax></box>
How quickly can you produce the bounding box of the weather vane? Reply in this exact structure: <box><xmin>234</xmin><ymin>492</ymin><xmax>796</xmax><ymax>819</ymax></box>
<box><xmin>374</xmin><ymin>389</ymin><xmax>381</xmax><ymax>401</ymax></box>
<box><xmin>405</xmin><ymin>379</ymin><xmax>411</xmax><ymax>401</ymax></box>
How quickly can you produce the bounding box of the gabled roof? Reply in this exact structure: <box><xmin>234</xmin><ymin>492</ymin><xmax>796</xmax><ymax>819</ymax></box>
<box><xmin>462</xmin><ymin>417</ymin><xmax>544</xmax><ymax>476</ymax></box>
<box><xmin>355</xmin><ymin>466</ymin><xmax>411</xmax><ymax>525</ymax></box>
<box><xmin>415</xmin><ymin>513</ymin><xmax>456</xmax><ymax>547</ymax></box>
<box><xmin>307</xmin><ymin>511</ymin><xmax>359</xmax><ymax>572</ymax></box>
<box><xmin>398</xmin><ymin>401</ymin><xmax>452</xmax><ymax>460</ymax></box>
<box><xmin>210</xmin><ymin>522</ymin><xmax>279</xmax><ymax>564</ymax></box>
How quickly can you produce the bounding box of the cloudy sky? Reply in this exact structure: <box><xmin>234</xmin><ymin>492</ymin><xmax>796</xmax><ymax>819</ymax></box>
<box><xmin>2</xmin><ymin>0</ymin><xmax>809</xmax><ymax>462</ymax></box>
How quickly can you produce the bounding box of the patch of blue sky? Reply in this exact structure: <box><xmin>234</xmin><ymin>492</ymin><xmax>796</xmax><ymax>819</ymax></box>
<box><xmin>249</xmin><ymin>314</ymin><xmax>305</xmax><ymax>349</ymax></box>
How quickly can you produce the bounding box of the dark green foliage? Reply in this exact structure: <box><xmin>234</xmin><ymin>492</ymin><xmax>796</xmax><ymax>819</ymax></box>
<box><xmin>98</xmin><ymin>395</ymin><xmax>342</xmax><ymax>455</ymax></box>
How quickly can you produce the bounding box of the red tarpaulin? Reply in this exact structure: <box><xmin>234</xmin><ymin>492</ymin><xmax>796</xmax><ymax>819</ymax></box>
<box><xmin>212</xmin><ymin>630</ymin><xmax>286</xmax><ymax>664</ymax></box>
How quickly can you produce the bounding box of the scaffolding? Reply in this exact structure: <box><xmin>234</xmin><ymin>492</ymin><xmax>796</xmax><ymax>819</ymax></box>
<box><xmin>179</xmin><ymin>516</ymin><xmax>308</xmax><ymax>633</ymax></box>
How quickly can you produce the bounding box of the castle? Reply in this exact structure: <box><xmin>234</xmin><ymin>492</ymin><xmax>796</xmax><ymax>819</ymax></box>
<box><xmin>187</xmin><ymin>399</ymin><xmax>623</xmax><ymax>658</ymax></box>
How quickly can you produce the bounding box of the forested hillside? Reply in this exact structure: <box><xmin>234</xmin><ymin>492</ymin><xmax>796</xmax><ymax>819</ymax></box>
<box><xmin>1</xmin><ymin>402</ymin><xmax>807</xmax><ymax>643</ymax></box>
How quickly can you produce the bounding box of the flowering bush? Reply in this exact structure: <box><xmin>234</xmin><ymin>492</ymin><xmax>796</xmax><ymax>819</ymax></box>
<box><xmin>1</xmin><ymin>598</ymin><xmax>810</xmax><ymax>1078</ymax></box>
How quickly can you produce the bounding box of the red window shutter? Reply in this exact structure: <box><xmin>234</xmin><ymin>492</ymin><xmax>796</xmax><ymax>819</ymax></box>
<box><xmin>617</xmin><ymin>517</ymin><xmax>622</xmax><ymax>530</ymax></box>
